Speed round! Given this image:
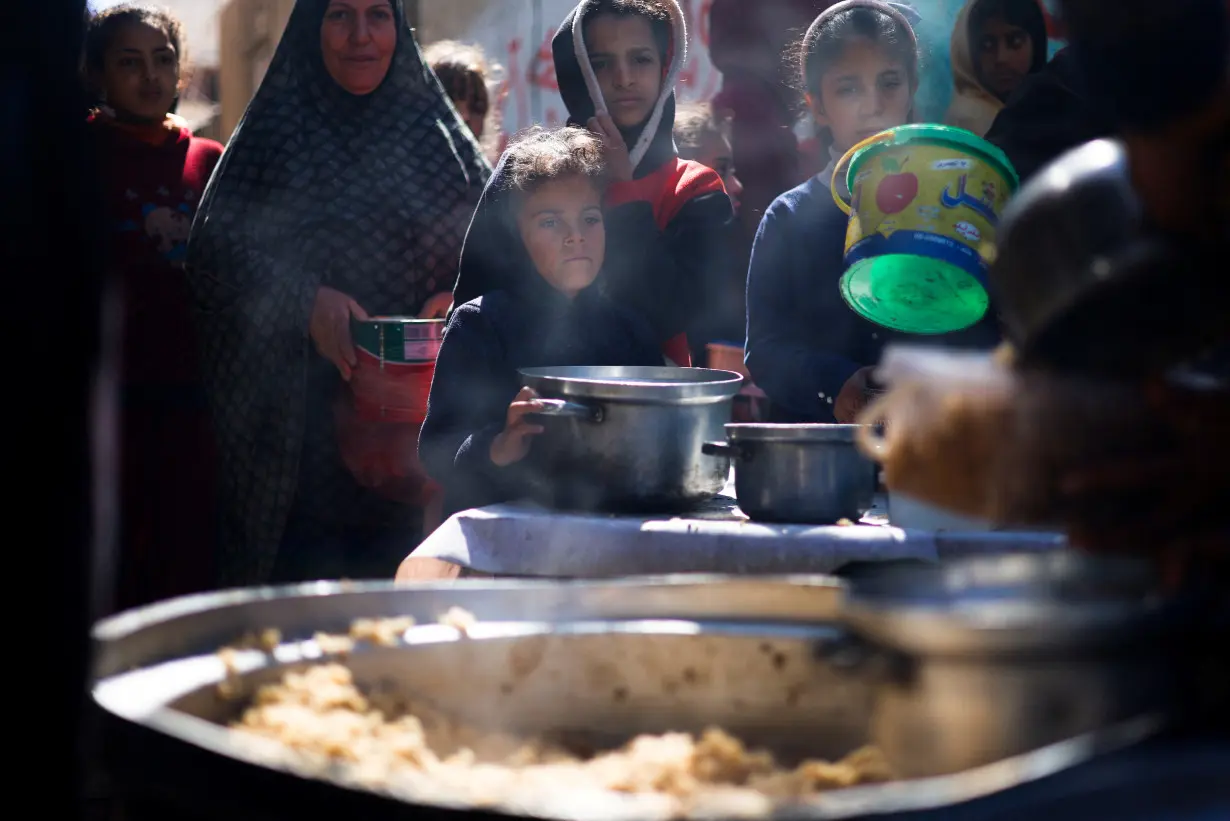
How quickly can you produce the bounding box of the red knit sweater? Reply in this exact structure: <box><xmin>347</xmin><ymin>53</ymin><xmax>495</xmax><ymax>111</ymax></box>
<box><xmin>89</xmin><ymin>118</ymin><xmax>223</xmax><ymax>388</ymax></box>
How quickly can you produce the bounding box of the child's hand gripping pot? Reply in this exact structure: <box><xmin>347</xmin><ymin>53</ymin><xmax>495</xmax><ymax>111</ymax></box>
<box><xmin>490</xmin><ymin>387</ymin><xmax>547</xmax><ymax>466</ymax></box>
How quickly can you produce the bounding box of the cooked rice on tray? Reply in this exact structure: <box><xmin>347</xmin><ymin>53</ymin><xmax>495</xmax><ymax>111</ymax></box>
<box><xmin>220</xmin><ymin>611</ymin><xmax>892</xmax><ymax>817</ymax></box>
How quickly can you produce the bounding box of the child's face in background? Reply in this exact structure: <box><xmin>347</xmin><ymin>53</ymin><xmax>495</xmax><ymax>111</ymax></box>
<box><xmin>693</xmin><ymin>133</ymin><xmax>743</xmax><ymax>214</ymax></box>
<box><xmin>96</xmin><ymin>22</ymin><xmax>180</xmax><ymax>122</ymax></box>
<box><xmin>975</xmin><ymin>16</ymin><xmax>1035</xmax><ymax>100</ymax></box>
<box><xmin>810</xmin><ymin>38</ymin><xmax>913</xmax><ymax>155</ymax></box>
<box><xmin>585</xmin><ymin>14</ymin><xmax>663</xmax><ymax>130</ymax></box>
<box><xmin>517</xmin><ymin>175</ymin><xmax>606</xmax><ymax>299</ymax></box>
<box><xmin>452</xmin><ymin>93</ymin><xmax>488</xmax><ymax>141</ymax></box>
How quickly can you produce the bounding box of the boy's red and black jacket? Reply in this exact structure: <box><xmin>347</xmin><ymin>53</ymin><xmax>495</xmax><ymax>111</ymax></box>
<box><xmin>552</xmin><ymin>0</ymin><xmax>734</xmax><ymax>366</ymax></box>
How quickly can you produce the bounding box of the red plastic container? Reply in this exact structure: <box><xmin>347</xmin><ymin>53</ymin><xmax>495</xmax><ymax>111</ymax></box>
<box><xmin>349</xmin><ymin>348</ymin><xmax>435</xmax><ymax>424</ymax></box>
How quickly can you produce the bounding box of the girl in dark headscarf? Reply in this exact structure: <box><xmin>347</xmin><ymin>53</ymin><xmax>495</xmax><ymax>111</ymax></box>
<box><xmin>945</xmin><ymin>0</ymin><xmax>1049</xmax><ymax>137</ymax></box>
<box><xmin>186</xmin><ymin>0</ymin><xmax>489</xmax><ymax>586</ymax></box>
<box><xmin>418</xmin><ymin>126</ymin><xmax>664</xmax><ymax>522</ymax></box>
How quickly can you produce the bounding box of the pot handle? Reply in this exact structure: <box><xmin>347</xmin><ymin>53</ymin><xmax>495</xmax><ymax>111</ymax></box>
<box><xmin>530</xmin><ymin>398</ymin><xmax>604</xmax><ymax>423</ymax></box>
<box><xmin>814</xmin><ymin>629</ymin><xmax>912</xmax><ymax>683</ymax></box>
<box><xmin>702</xmin><ymin>441</ymin><xmax>739</xmax><ymax>459</ymax></box>
<box><xmin>830</xmin><ymin>130</ymin><xmax>895</xmax><ymax>215</ymax></box>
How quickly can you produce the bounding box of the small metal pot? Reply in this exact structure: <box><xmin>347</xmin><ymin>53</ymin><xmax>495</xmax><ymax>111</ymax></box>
<box><xmin>703</xmin><ymin>424</ymin><xmax>877</xmax><ymax>523</ymax></box>
<box><xmin>520</xmin><ymin>366</ymin><xmax>743</xmax><ymax>512</ymax></box>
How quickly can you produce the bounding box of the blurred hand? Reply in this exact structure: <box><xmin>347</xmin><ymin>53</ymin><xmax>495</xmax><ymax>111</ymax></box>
<box><xmin>834</xmin><ymin>367</ymin><xmax>874</xmax><ymax>423</ymax></box>
<box><xmin>587</xmin><ymin>114</ymin><xmax>634</xmax><ymax>182</ymax></box>
<box><xmin>310</xmin><ymin>286</ymin><xmax>368</xmax><ymax>381</ymax></box>
<box><xmin>490</xmin><ymin>387</ymin><xmax>546</xmax><ymax>467</ymax></box>
<box><xmin>418</xmin><ymin>292</ymin><xmax>453</xmax><ymax>319</ymax></box>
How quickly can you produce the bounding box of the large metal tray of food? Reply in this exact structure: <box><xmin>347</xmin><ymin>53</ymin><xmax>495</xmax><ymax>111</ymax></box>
<box><xmin>93</xmin><ymin>576</ymin><xmax>846</xmax><ymax>677</ymax></box>
<box><xmin>92</xmin><ymin>575</ymin><xmax>1165</xmax><ymax>821</ymax></box>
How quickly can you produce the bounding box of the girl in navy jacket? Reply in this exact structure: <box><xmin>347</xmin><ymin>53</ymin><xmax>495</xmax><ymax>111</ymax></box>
<box><xmin>745</xmin><ymin>0</ymin><xmax>1000</xmax><ymax>424</ymax></box>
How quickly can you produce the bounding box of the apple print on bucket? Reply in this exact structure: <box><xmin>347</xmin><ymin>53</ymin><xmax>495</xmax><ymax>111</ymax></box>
<box><xmin>875</xmin><ymin>156</ymin><xmax>918</xmax><ymax>214</ymax></box>
<box><xmin>828</xmin><ymin>124</ymin><xmax>1020</xmax><ymax>335</ymax></box>
<box><xmin>954</xmin><ymin>221</ymin><xmax>981</xmax><ymax>242</ymax></box>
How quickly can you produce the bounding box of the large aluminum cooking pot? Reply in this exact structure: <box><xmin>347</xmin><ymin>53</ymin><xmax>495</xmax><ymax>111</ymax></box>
<box><xmin>520</xmin><ymin>366</ymin><xmax>743</xmax><ymax>512</ymax></box>
<box><xmin>703</xmin><ymin>424</ymin><xmax>877</xmax><ymax>523</ymax></box>
<box><xmin>92</xmin><ymin>578</ymin><xmax>1179</xmax><ymax>821</ymax></box>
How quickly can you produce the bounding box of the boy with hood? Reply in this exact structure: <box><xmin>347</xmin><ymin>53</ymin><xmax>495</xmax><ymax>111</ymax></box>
<box><xmin>454</xmin><ymin>0</ymin><xmax>734</xmax><ymax>367</ymax></box>
<box><xmin>945</xmin><ymin>0</ymin><xmax>1049</xmax><ymax>137</ymax></box>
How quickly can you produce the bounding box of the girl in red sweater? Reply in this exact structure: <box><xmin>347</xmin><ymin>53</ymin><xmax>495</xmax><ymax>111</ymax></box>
<box><xmin>84</xmin><ymin>4</ymin><xmax>224</xmax><ymax>612</ymax></box>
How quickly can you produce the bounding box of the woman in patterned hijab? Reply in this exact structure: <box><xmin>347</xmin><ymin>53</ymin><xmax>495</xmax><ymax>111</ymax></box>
<box><xmin>186</xmin><ymin>0</ymin><xmax>489</xmax><ymax>586</ymax></box>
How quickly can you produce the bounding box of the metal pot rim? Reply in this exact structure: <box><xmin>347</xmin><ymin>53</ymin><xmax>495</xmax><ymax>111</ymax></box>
<box><xmin>520</xmin><ymin>366</ymin><xmax>743</xmax><ymax>403</ymax></box>
<box><xmin>358</xmin><ymin>316</ymin><xmax>447</xmax><ymax>325</ymax></box>
<box><xmin>725</xmin><ymin>423</ymin><xmax>864</xmax><ymax>444</ymax></box>
<box><xmin>839</xmin><ymin>552</ymin><xmax>1173</xmax><ymax>656</ymax></box>
<box><xmin>840</xmin><ymin>599</ymin><xmax>1171</xmax><ymax>657</ymax></box>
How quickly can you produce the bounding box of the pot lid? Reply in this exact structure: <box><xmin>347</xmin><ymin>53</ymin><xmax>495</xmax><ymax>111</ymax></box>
<box><xmin>841</xmin><ymin>551</ymin><xmax>1173</xmax><ymax>657</ymax></box>
<box><xmin>726</xmin><ymin>423</ymin><xmax>863</xmax><ymax>444</ymax></box>
<box><xmin>520</xmin><ymin>366</ymin><xmax>743</xmax><ymax>403</ymax></box>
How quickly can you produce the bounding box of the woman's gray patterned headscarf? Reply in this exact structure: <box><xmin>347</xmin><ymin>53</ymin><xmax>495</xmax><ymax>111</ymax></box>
<box><xmin>186</xmin><ymin>0</ymin><xmax>490</xmax><ymax>585</ymax></box>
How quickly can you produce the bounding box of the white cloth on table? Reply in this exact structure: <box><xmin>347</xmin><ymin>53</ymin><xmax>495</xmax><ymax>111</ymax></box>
<box><xmin>410</xmin><ymin>486</ymin><xmax>1065</xmax><ymax>577</ymax></box>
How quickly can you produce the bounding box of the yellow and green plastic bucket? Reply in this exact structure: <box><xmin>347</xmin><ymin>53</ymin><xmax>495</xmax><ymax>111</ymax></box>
<box><xmin>831</xmin><ymin>124</ymin><xmax>1019</xmax><ymax>334</ymax></box>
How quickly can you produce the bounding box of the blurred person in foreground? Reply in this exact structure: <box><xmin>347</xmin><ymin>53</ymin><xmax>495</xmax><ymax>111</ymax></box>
<box><xmin>185</xmin><ymin>0</ymin><xmax>489</xmax><ymax>586</ymax></box>
<box><xmin>1045</xmin><ymin>0</ymin><xmax>1230</xmax><ymax>573</ymax></box>
<box><xmin>867</xmin><ymin>0</ymin><xmax>1229</xmax><ymax>584</ymax></box>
